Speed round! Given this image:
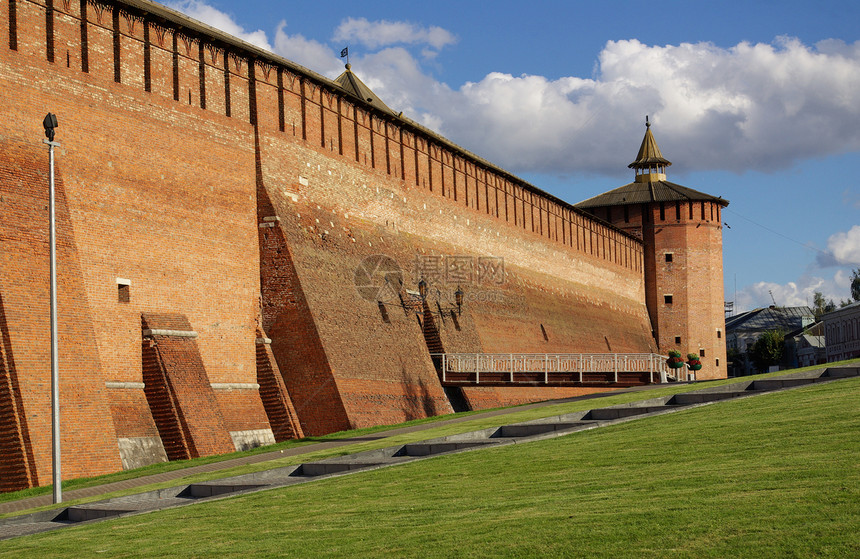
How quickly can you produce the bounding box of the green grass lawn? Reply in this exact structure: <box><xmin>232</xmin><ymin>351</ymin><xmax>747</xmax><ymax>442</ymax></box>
<box><xmin>2</xmin><ymin>360</ymin><xmax>857</xmax><ymax>518</ymax></box>
<box><xmin>0</xmin><ymin>407</ymin><xmax>495</xmax><ymax>506</ymax></box>
<box><xmin>3</xmin><ymin>375</ymin><xmax>858</xmax><ymax>557</ymax></box>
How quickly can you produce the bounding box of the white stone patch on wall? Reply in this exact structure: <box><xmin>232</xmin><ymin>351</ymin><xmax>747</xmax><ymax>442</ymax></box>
<box><xmin>230</xmin><ymin>429</ymin><xmax>276</xmax><ymax>452</ymax></box>
<box><xmin>118</xmin><ymin>437</ymin><xmax>169</xmax><ymax>470</ymax></box>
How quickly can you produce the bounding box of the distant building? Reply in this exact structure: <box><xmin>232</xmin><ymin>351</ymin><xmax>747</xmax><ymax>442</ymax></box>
<box><xmin>785</xmin><ymin>322</ymin><xmax>825</xmax><ymax>369</ymax></box>
<box><xmin>823</xmin><ymin>301</ymin><xmax>860</xmax><ymax>362</ymax></box>
<box><xmin>725</xmin><ymin>306</ymin><xmax>814</xmax><ymax>375</ymax></box>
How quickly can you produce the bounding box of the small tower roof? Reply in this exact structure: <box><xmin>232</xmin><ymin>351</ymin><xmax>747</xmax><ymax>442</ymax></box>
<box><xmin>576</xmin><ymin>118</ymin><xmax>729</xmax><ymax>209</ymax></box>
<box><xmin>629</xmin><ymin>118</ymin><xmax>672</xmax><ymax>169</ymax></box>
<box><xmin>333</xmin><ymin>63</ymin><xmax>396</xmax><ymax>116</ymax></box>
<box><xmin>575</xmin><ymin>181</ymin><xmax>728</xmax><ymax>209</ymax></box>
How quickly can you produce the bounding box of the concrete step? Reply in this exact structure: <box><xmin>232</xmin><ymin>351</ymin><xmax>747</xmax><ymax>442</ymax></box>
<box><xmin>822</xmin><ymin>367</ymin><xmax>860</xmax><ymax>379</ymax></box>
<box><xmin>498</xmin><ymin>422</ymin><xmax>594</xmax><ymax>438</ymax></box>
<box><xmin>400</xmin><ymin>441</ymin><xmax>497</xmax><ymax>456</ymax></box>
<box><xmin>65</xmin><ymin>504</ymin><xmax>138</xmax><ymax>522</ymax></box>
<box><xmin>296</xmin><ymin>462</ymin><xmax>386</xmax><ymax>477</ymax></box>
<box><xmin>183</xmin><ymin>483</ymin><xmax>268</xmax><ymax>498</ymax></box>
<box><xmin>749</xmin><ymin>378</ymin><xmax>818</xmax><ymax>391</ymax></box>
<box><xmin>669</xmin><ymin>391</ymin><xmax>749</xmax><ymax>405</ymax></box>
<box><xmin>584</xmin><ymin>406</ymin><xmax>669</xmax><ymax>420</ymax></box>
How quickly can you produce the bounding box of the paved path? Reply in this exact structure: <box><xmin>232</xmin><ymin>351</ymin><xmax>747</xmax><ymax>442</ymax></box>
<box><xmin>0</xmin><ymin>383</ymin><xmax>665</xmax><ymax>517</ymax></box>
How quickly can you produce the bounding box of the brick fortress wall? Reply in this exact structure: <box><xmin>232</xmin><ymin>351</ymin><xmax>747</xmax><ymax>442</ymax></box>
<box><xmin>1</xmin><ymin>0</ymin><xmax>658</xmax><ymax>486</ymax></box>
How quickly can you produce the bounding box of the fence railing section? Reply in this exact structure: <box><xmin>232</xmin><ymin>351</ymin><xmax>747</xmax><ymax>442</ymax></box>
<box><xmin>431</xmin><ymin>353</ymin><xmax>676</xmax><ymax>384</ymax></box>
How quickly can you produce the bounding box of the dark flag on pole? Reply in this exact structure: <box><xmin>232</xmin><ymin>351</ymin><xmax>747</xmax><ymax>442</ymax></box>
<box><xmin>340</xmin><ymin>47</ymin><xmax>348</xmax><ymax>58</ymax></box>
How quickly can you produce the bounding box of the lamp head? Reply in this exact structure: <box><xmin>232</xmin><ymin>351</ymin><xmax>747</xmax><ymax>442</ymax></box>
<box><xmin>43</xmin><ymin>113</ymin><xmax>58</xmax><ymax>142</ymax></box>
<box><xmin>455</xmin><ymin>285</ymin><xmax>464</xmax><ymax>314</ymax></box>
<box><xmin>418</xmin><ymin>279</ymin><xmax>427</xmax><ymax>300</ymax></box>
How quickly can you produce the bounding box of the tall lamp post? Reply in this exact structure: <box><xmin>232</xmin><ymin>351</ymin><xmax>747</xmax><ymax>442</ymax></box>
<box><xmin>43</xmin><ymin>113</ymin><xmax>62</xmax><ymax>504</ymax></box>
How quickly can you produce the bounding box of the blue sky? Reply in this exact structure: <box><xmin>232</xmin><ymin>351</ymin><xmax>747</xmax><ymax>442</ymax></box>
<box><xmin>164</xmin><ymin>0</ymin><xmax>860</xmax><ymax>313</ymax></box>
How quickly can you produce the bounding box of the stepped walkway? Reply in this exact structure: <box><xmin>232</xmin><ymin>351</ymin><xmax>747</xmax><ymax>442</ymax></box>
<box><xmin>1</xmin><ymin>366</ymin><xmax>857</xmax><ymax>540</ymax></box>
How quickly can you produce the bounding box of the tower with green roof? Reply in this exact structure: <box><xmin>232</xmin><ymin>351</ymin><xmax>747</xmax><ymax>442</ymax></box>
<box><xmin>577</xmin><ymin>120</ymin><xmax>729</xmax><ymax>379</ymax></box>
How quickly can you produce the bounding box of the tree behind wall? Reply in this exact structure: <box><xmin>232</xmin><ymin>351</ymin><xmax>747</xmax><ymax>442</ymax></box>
<box><xmin>749</xmin><ymin>329</ymin><xmax>785</xmax><ymax>373</ymax></box>
<box><xmin>851</xmin><ymin>269</ymin><xmax>860</xmax><ymax>302</ymax></box>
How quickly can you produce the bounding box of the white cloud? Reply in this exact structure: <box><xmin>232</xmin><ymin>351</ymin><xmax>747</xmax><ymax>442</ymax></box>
<box><xmin>162</xmin><ymin>3</ymin><xmax>860</xmax><ymax>178</ymax></box>
<box><xmin>333</xmin><ymin>17</ymin><xmax>456</xmax><ymax>51</ymax></box>
<box><xmin>274</xmin><ymin>22</ymin><xmax>343</xmax><ymax>78</ymax></box>
<box><xmin>165</xmin><ymin>1</ymin><xmax>272</xmax><ymax>51</ymax></box>
<box><xmin>403</xmin><ymin>37</ymin><xmax>860</xmax><ymax>176</ymax></box>
<box><xmin>735</xmin><ymin>262</ymin><xmax>859</xmax><ymax>311</ymax></box>
<box><xmin>738</xmin><ymin>276</ymin><xmax>826</xmax><ymax>311</ymax></box>
<box><xmin>733</xmin><ymin>225</ymin><xmax>859</xmax><ymax>311</ymax></box>
<box><xmin>825</xmin><ymin>225</ymin><xmax>860</xmax><ymax>266</ymax></box>
<box><xmin>741</xmin><ymin>280</ymin><xmax>813</xmax><ymax>309</ymax></box>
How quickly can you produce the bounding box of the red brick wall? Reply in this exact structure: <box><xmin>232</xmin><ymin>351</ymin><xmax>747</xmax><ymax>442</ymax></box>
<box><xmin>0</xmin><ymin>1</ymin><xmax>266</xmax><ymax>487</ymax></box>
<box><xmin>255</xmin><ymin>336</ymin><xmax>303</xmax><ymax>441</ymax></box>
<box><xmin>0</xmin><ymin>137</ymin><xmax>122</xmax><ymax>489</ymax></box>
<box><xmin>256</xmin><ymin>150</ymin><xmax>654</xmax><ymax>424</ymax></box>
<box><xmin>107</xmin><ymin>387</ymin><xmax>159</xmax><ymax>439</ymax></box>
<box><xmin>141</xmin><ymin>314</ymin><xmax>234</xmax><ymax>458</ymax></box>
<box><xmin>0</xmin><ymin>0</ymin><xmax>667</xmax><ymax>487</ymax></box>
<box><xmin>462</xmin><ymin>385</ymin><xmax>620</xmax><ymax>410</ymax></box>
<box><xmin>0</xmin><ymin>292</ymin><xmax>38</xmax><ymax>491</ymax></box>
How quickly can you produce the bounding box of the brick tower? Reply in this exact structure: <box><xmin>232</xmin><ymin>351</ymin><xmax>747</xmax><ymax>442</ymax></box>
<box><xmin>576</xmin><ymin>120</ymin><xmax>729</xmax><ymax>379</ymax></box>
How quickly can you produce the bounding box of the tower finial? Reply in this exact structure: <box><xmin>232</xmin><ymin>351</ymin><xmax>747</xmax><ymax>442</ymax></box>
<box><xmin>629</xmin><ymin>117</ymin><xmax>671</xmax><ymax>181</ymax></box>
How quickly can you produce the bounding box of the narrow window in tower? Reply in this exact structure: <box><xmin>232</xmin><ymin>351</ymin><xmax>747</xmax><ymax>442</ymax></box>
<box><xmin>675</xmin><ymin>201</ymin><xmax>681</xmax><ymax>220</ymax></box>
<box><xmin>675</xmin><ymin>336</ymin><xmax>682</xmax><ymax>344</ymax></box>
<box><xmin>659</xmin><ymin>202</ymin><xmax>665</xmax><ymax>221</ymax></box>
<box><xmin>699</xmin><ymin>349</ymin><xmax>706</xmax><ymax>357</ymax></box>
<box><xmin>689</xmin><ymin>201</ymin><xmax>693</xmax><ymax>220</ymax></box>
<box><xmin>665</xmin><ymin>253</ymin><xmax>673</xmax><ymax>263</ymax></box>
<box><xmin>624</xmin><ymin>205</ymin><xmax>629</xmax><ymax>223</ymax></box>
<box><xmin>716</xmin><ymin>358</ymin><xmax>720</xmax><ymax>367</ymax></box>
<box><xmin>664</xmin><ymin>294</ymin><xmax>673</xmax><ymax>305</ymax></box>
<box><xmin>717</xmin><ymin>329</ymin><xmax>722</xmax><ymax>339</ymax></box>
<box><xmin>700</xmin><ymin>202</ymin><xmax>705</xmax><ymax>220</ymax></box>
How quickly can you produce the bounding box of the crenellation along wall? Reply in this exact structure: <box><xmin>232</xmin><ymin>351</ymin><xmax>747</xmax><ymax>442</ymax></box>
<box><xmin>15</xmin><ymin>0</ymin><xmax>643</xmax><ymax>274</ymax></box>
<box><xmin>0</xmin><ymin>0</ymin><xmax>659</xmax><ymax>486</ymax></box>
<box><xmin>0</xmin><ymin>0</ymin><xmax>280</xmax><ymax>489</ymax></box>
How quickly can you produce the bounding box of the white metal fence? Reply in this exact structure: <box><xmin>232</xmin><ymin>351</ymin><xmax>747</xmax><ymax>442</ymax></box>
<box><xmin>431</xmin><ymin>353</ymin><xmax>676</xmax><ymax>384</ymax></box>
